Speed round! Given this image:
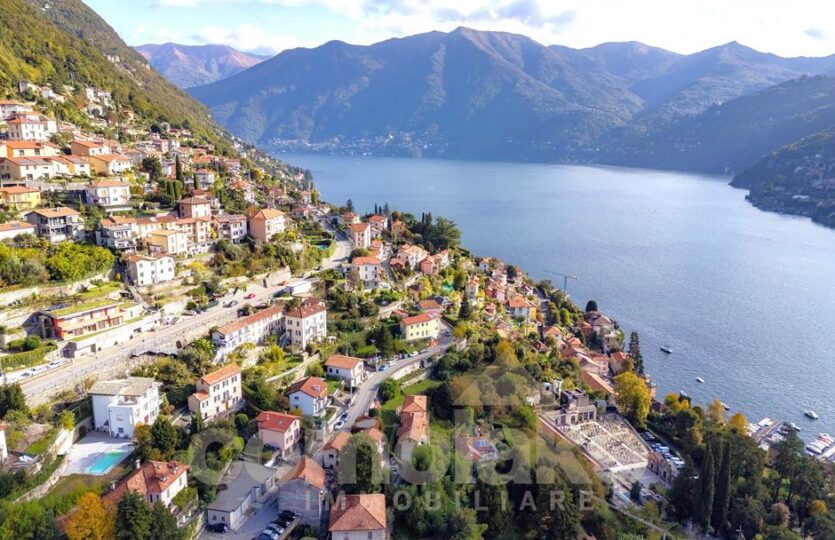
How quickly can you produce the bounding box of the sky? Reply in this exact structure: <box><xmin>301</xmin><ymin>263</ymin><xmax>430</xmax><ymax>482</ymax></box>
<box><xmin>84</xmin><ymin>0</ymin><xmax>835</xmax><ymax>58</ymax></box>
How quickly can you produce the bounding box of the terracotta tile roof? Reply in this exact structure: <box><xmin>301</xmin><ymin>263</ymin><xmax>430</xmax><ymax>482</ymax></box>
<box><xmin>179</xmin><ymin>196</ymin><xmax>210</xmax><ymax>205</ymax></box>
<box><xmin>30</xmin><ymin>207</ymin><xmax>79</xmax><ymax>218</ymax></box>
<box><xmin>349</xmin><ymin>223</ymin><xmax>369</xmax><ymax>233</ymax></box>
<box><xmin>401</xmin><ymin>395</ymin><xmax>427</xmax><ymax>414</ymax></box>
<box><xmin>323</xmin><ymin>431</ymin><xmax>351</xmax><ymax>452</ymax></box>
<box><xmin>363</xmin><ymin>427</ymin><xmax>384</xmax><ymax>444</ymax></box>
<box><xmin>351</xmin><ymin>256</ymin><xmax>380</xmax><ymax>265</ymax></box>
<box><xmin>368</xmin><ymin>215</ymin><xmax>386</xmax><ymax>223</ymax></box>
<box><xmin>324</xmin><ymin>354</ymin><xmax>362</xmax><ymax>370</ymax></box>
<box><xmin>287</xmin><ymin>376</ymin><xmax>328</xmax><ymax>399</ymax></box>
<box><xmin>284</xmin><ymin>298</ymin><xmax>326</xmax><ymax>319</ymax></box>
<box><xmin>401</xmin><ymin>312</ymin><xmax>438</xmax><ymax>326</ymax></box>
<box><xmin>507</xmin><ymin>297</ymin><xmax>531</xmax><ymax>309</ymax></box>
<box><xmin>89</xmin><ymin>179</ymin><xmax>129</xmax><ymax>187</ymax></box>
<box><xmin>256</xmin><ymin>411</ymin><xmax>299</xmax><ymax>433</ymax></box>
<box><xmin>90</xmin><ymin>154</ymin><xmax>130</xmax><ymax>164</ymax></box>
<box><xmin>249</xmin><ymin>208</ymin><xmax>285</xmax><ymax>220</ymax></box>
<box><xmin>0</xmin><ymin>186</ymin><xmax>39</xmax><ymax>194</ymax></box>
<box><xmin>281</xmin><ymin>456</ymin><xmax>325</xmax><ymax>489</ymax></box>
<box><xmin>0</xmin><ymin>221</ymin><xmax>34</xmax><ymax>234</ymax></box>
<box><xmin>191</xmin><ymin>391</ymin><xmax>210</xmax><ymax>401</ymax></box>
<box><xmin>200</xmin><ymin>363</ymin><xmax>241</xmax><ymax>385</ymax></box>
<box><xmin>71</xmin><ymin>140</ymin><xmax>101</xmax><ymax>148</ymax></box>
<box><xmin>581</xmin><ymin>371</ymin><xmax>616</xmax><ymax>395</ymax></box>
<box><xmin>215</xmin><ymin>304</ymin><xmax>284</xmax><ymax>336</ymax></box>
<box><xmin>105</xmin><ymin>461</ymin><xmax>187</xmax><ymax>505</ymax></box>
<box><xmin>329</xmin><ymin>494</ymin><xmax>387</xmax><ymax>532</ymax></box>
<box><xmin>418</xmin><ymin>300</ymin><xmax>442</xmax><ymax>311</ymax></box>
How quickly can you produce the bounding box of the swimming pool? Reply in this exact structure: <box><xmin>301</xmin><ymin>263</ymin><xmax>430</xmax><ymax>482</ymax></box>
<box><xmin>87</xmin><ymin>449</ymin><xmax>130</xmax><ymax>475</ymax></box>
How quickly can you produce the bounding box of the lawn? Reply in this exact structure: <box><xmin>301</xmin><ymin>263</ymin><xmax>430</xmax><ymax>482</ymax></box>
<box><xmin>43</xmin><ymin>463</ymin><xmax>130</xmax><ymax>517</ymax></box>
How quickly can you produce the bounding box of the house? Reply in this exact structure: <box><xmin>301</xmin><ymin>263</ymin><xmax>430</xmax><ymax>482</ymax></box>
<box><xmin>125</xmin><ymin>254</ymin><xmax>175</xmax><ymax>286</ymax></box>
<box><xmin>348</xmin><ymin>222</ymin><xmax>371</xmax><ymax>249</ymax></box>
<box><xmin>0</xmin><ymin>220</ymin><xmax>35</xmax><ymax>241</ymax></box>
<box><xmin>340</xmin><ymin>212</ymin><xmax>360</xmax><ymax>226</ymax></box>
<box><xmin>89</xmin><ymin>377</ymin><xmax>162</xmax><ymax>438</ymax></box>
<box><xmin>351</xmin><ymin>256</ymin><xmax>382</xmax><ymax>289</ymax></box>
<box><xmin>25</xmin><ymin>207</ymin><xmax>84</xmax><ymax>242</ymax></box>
<box><xmin>324</xmin><ymin>354</ymin><xmax>365</xmax><ymax>387</ymax></box>
<box><xmin>277</xmin><ymin>456</ymin><xmax>325</xmax><ymax>526</ymax></box>
<box><xmin>418</xmin><ymin>299</ymin><xmax>443</xmax><ymax>315</ymax></box>
<box><xmin>105</xmin><ymin>460</ymin><xmax>188</xmax><ymax>508</ymax></box>
<box><xmin>70</xmin><ymin>140</ymin><xmax>111</xmax><ymax>157</ymax></box>
<box><xmin>96</xmin><ymin>216</ymin><xmax>139</xmax><ymax>249</ymax></box>
<box><xmin>6</xmin><ymin>114</ymin><xmax>56</xmax><ymax>141</ymax></box>
<box><xmin>212</xmin><ymin>304</ymin><xmax>284</xmax><ymax>350</ymax></box>
<box><xmin>399</xmin><ymin>312</ymin><xmax>440</xmax><ymax>342</ymax></box>
<box><xmin>397</xmin><ymin>243</ymin><xmax>429</xmax><ymax>269</ymax></box>
<box><xmin>456</xmin><ymin>436</ymin><xmax>499</xmax><ymax>462</ymax></box>
<box><xmin>322</xmin><ymin>431</ymin><xmax>351</xmax><ymax>470</ymax></box>
<box><xmin>283</xmin><ymin>298</ymin><xmax>327</xmax><ymax>350</ymax></box>
<box><xmin>465</xmin><ymin>277</ymin><xmax>479</xmax><ymax>304</ymax></box>
<box><xmin>3</xmin><ymin>141</ymin><xmax>61</xmax><ymax>158</ymax></box>
<box><xmin>0</xmin><ymin>186</ymin><xmax>40</xmax><ymax>209</ymax></box>
<box><xmin>206</xmin><ymin>461</ymin><xmax>277</xmax><ymax>531</ymax></box>
<box><xmin>173</xmin><ymin>217</ymin><xmax>213</xmax><ymax>253</ymax></box>
<box><xmin>506</xmin><ymin>297</ymin><xmax>534</xmax><ymax>320</ymax></box>
<box><xmin>188</xmin><ymin>364</ymin><xmax>243</xmax><ymax>422</ymax></box>
<box><xmin>0</xmin><ymin>156</ymin><xmax>59</xmax><ymax>181</ymax></box>
<box><xmin>146</xmin><ymin>229</ymin><xmax>189</xmax><ymax>256</ymax></box>
<box><xmin>38</xmin><ymin>300</ymin><xmax>143</xmax><ymax>341</ymax></box>
<box><xmin>178</xmin><ymin>196</ymin><xmax>212</xmax><ymax>219</ymax></box>
<box><xmin>88</xmin><ymin>154</ymin><xmax>133</xmax><ymax>176</ymax></box>
<box><xmin>86</xmin><ymin>179</ymin><xmax>132</xmax><ymax>209</ymax></box>
<box><xmin>581</xmin><ymin>371</ymin><xmax>616</xmax><ymax>398</ymax></box>
<box><xmin>61</xmin><ymin>155</ymin><xmax>92</xmax><ymax>176</ymax></box>
<box><xmin>287</xmin><ymin>376</ymin><xmax>329</xmax><ymax>417</ymax></box>
<box><xmin>213</xmin><ymin>214</ymin><xmax>248</xmax><ymax>243</ymax></box>
<box><xmin>193</xmin><ymin>169</ymin><xmax>215</xmax><ymax>187</ymax></box>
<box><xmin>248</xmin><ymin>208</ymin><xmax>286</xmax><ymax>242</ymax></box>
<box><xmin>648</xmin><ymin>451</ymin><xmax>682</xmax><ymax>487</ymax></box>
<box><xmin>367</xmin><ymin>214</ymin><xmax>388</xmax><ymax>235</ymax></box>
<box><xmin>255</xmin><ymin>411</ymin><xmax>301</xmax><ymax>458</ymax></box>
<box><xmin>0</xmin><ymin>100</ymin><xmax>31</xmax><ymax>120</ymax></box>
<box><xmin>396</xmin><ymin>395</ymin><xmax>429</xmax><ymax>462</ymax></box>
<box><xmin>329</xmin><ymin>493</ymin><xmax>387</xmax><ymax>540</ymax></box>
<box><xmin>229</xmin><ymin>179</ymin><xmax>255</xmax><ymax>202</ymax></box>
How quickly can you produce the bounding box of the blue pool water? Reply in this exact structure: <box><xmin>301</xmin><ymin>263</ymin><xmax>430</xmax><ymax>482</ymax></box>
<box><xmin>87</xmin><ymin>450</ymin><xmax>130</xmax><ymax>475</ymax></box>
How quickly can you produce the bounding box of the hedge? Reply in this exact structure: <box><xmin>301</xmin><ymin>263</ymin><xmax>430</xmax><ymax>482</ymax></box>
<box><xmin>1</xmin><ymin>343</ymin><xmax>58</xmax><ymax>371</ymax></box>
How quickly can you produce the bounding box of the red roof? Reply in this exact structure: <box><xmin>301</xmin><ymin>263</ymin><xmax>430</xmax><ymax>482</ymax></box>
<box><xmin>287</xmin><ymin>376</ymin><xmax>328</xmax><ymax>399</ymax></box>
<box><xmin>401</xmin><ymin>312</ymin><xmax>438</xmax><ymax>326</ymax></box>
<box><xmin>200</xmin><ymin>363</ymin><xmax>240</xmax><ymax>385</ymax></box>
<box><xmin>105</xmin><ymin>461</ymin><xmax>187</xmax><ymax>505</ymax></box>
<box><xmin>325</xmin><ymin>354</ymin><xmax>362</xmax><ymax>370</ymax></box>
<box><xmin>281</xmin><ymin>456</ymin><xmax>325</xmax><ymax>489</ymax></box>
<box><xmin>329</xmin><ymin>494</ymin><xmax>387</xmax><ymax>532</ymax></box>
<box><xmin>215</xmin><ymin>304</ymin><xmax>284</xmax><ymax>336</ymax></box>
<box><xmin>256</xmin><ymin>411</ymin><xmax>299</xmax><ymax>433</ymax></box>
<box><xmin>284</xmin><ymin>298</ymin><xmax>326</xmax><ymax>319</ymax></box>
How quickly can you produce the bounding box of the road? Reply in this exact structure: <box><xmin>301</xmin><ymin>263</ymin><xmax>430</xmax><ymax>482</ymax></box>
<box><xmin>20</xmin><ymin>227</ymin><xmax>352</xmax><ymax>402</ymax></box>
<box><xmin>342</xmin><ymin>321</ymin><xmax>457</xmax><ymax>430</ymax></box>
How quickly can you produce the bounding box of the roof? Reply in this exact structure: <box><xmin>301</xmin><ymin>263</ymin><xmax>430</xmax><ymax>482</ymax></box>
<box><xmin>191</xmin><ymin>391</ymin><xmax>210</xmax><ymax>401</ymax></box>
<box><xmin>363</xmin><ymin>427</ymin><xmax>384</xmax><ymax>444</ymax></box>
<box><xmin>249</xmin><ymin>208</ymin><xmax>285</xmax><ymax>220</ymax></box>
<box><xmin>200</xmin><ymin>363</ymin><xmax>241</xmax><ymax>385</ymax></box>
<box><xmin>105</xmin><ymin>461</ymin><xmax>187</xmax><ymax>505</ymax></box>
<box><xmin>213</xmin><ymin>214</ymin><xmax>247</xmax><ymax>223</ymax></box>
<box><xmin>124</xmin><ymin>253</ymin><xmax>171</xmax><ymax>264</ymax></box>
<box><xmin>0</xmin><ymin>221</ymin><xmax>34</xmax><ymax>234</ymax></box>
<box><xmin>329</xmin><ymin>494</ymin><xmax>387</xmax><ymax>532</ymax></box>
<box><xmin>88</xmin><ymin>377</ymin><xmax>158</xmax><ymax>397</ymax></box>
<box><xmin>4</xmin><ymin>141</ymin><xmax>57</xmax><ymax>149</ymax></box>
<box><xmin>90</xmin><ymin>154</ymin><xmax>130</xmax><ymax>163</ymax></box>
<box><xmin>418</xmin><ymin>300</ymin><xmax>442</xmax><ymax>311</ymax></box>
<box><xmin>581</xmin><ymin>371</ymin><xmax>616</xmax><ymax>395</ymax></box>
<box><xmin>323</xmin><ymin>431</ymin><xmax>351</xmax><ymax>452</ymax></box>
<box><xmin>283</xmin><ymin>298</ymin><xmax>326</xmax><ymax>319</ymax></box>
<box><xmin>368</xmin><ymin>215</ymin><xmax>386</xmax><ymax>223</ymax></box>
<box><xmin>178</xmin><ymin>196</ymin><xmax>210</xmax><ymax>205</ymax></box>
<box><xmin>352</xmin><ymin>256</ymin><xmax>380</xmax><ymax>265</ymax></box>
<box><xmin>88</xmin><ymin>179</ymin><xmax>129</xmax><ymax>187</ymax></box>
<box><xmin>148</xmin><ymin>228</ymin><xmax>182</xmax><ymax>237</ymax></box>
<box><xmin>401</xmin><ymin>312</ymin><xmax>439</xmax><ymax>326</ymax></box>
<box><xmin>255</xmin><ymin>411</ymin><xmax>299</xmax><ymax>433</ymax></box>
<box><xmin>208</xmin><ymin>461</ymin><xmax>276</xmax><ymax>512</ymax></box>
<box><xmin>215</xmin><ymin>304</ymin><xmax>284</xmax><ymax>337</ymax></box>
<box><xmin>281</xmin><ymin>456</ymin><xmax>325</xmax><ymax>489</ymax></box>
<box><xmin>287</xmin><ymin>377</ymin><xmax>328</xmax><ymax>399</ymax></box>
<box><xmin>325</xmin><ymin>354</ymin><xmax>362</xmax><ymax>370</ymax></box>
<box><xmin>507</xmin><ymin>297</ymin><xmax>531</xmax><ymax>309</ymax></box>
<box><xmin>349</xmin><ymin>222</ymin><xmax>370</xmax><ymax>233</ymax></box>
<box><xmin>401</xmin><ymin>395</ymin><xmax>427</xmax><ymax>414</ymax></box>
<box><xmin>71</xmin><ymin>140</ymin><xmax>102</xmax><ymax>148</ymax></box>
<box><xmin>0</xmin><ymin>186</ymin><xmax>40</xmax><ymax>195</ymax></box>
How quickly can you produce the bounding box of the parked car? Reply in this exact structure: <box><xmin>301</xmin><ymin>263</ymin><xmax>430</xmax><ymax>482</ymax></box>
<box><xmin>224</xmin><ymin>300</ymin><xmax>239</xmax><ymax>308</ymax></box>
<box><xmin>334</xmin><ymin>420</ymin><xmax>345</xmax><ymax>430</ymax></box>
<box><xmin>207</xmin><ymin>523</ymin><xmax>229</xmax><ymax>533</ymax></box>
<box><xmin>339</xmin><ymin>412</ymin><xmax>349</xmax><ymax>422</ymax></box>
<box><xmin>245</xmin><ymin>292</ymin><xmax>257</xmax><ymax>299</ymax></box>
<box><xmin>278</xmin><ymin>510</ymin><xmax>296</xmax><ymax>521</ymax></box>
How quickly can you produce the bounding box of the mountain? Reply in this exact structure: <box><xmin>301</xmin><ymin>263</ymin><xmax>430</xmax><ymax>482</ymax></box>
<box><xmin>190</xmin><ymin>28</ymin><xmax>645</xmax><ymax>161</ymax></box>
<box><xmin>0</xmin><ymin>0</ymin><xmax>228</xmax><ymax>148</ymax></box>
<box><xmin>136</xmin><ymin>43</ymin><xmax>270</xmax><ymax>88</ymax></box>
<box><xmin>575</xmin><ymin>41</ymin><xmax>682</xmax><ymax>86</ymax></box>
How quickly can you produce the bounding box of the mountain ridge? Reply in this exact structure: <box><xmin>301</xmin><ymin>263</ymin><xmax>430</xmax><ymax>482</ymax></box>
<box><xmin>135</xmin><ymin>42</ymin><xmax>270</xmax><ymax>88</ymax></box>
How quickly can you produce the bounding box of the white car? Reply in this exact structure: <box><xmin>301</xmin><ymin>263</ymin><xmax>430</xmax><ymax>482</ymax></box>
<box><xmin>334</xmin><ymin>420</ymin><xmax>345</xmax><ymax>430</ymax></box>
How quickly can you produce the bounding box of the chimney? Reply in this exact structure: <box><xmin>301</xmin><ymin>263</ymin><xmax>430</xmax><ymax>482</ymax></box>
<box><xmin>135</xmin><ymin>459</ymin><xmax>141</xmax><ymax>470</ymax></box>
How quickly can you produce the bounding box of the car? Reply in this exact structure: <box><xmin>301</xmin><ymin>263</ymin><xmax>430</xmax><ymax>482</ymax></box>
<box><xmin>207</xmin><ymin>523</ymin><xmax>229</xmax><ymax>533</ymax></box>
<box><xmin>182</xmin><ymin>310</ymin><xmax>197</xmax><ymax>316</ymax></box>
<box><xmin>410</xmin><ymin>351</ymin><xmax>419</xmax><ymax>357</ymax></box>
<box><xmin>274</xmin><ymin>517</ymin><xmax>293</xmax><ymax>528</ymax></box>
<box><xmin>224</xmin><ymin>300</ymin><xmax>239</xmax><ymax>308</ymax></box>
<box><xmin>278</xmin><ymin>510</ymin><xmax>296</xmax><ymax>521</ymax></box>
<box><xmin>378</xmin><ymin>365</ymin><xmax>387</xmax><ymax>372</ymax></box>
<box><xmin>334</xmin><ymin>420</ymin><xmax>345</xmax><ymax>430</ymax></box>
<box><xmin>339</xmin><ymin>412</ymin><xmax>349</xmax><ymax>421</ymax></box>
<box><xmin>259</xmin><ymin>530</ymin><xmax>279</xmax><ymax>540</ymax></box>
<box><xmin>245</xmin><ymin>293</ymin><xmax>257</xmax><ymax>299</ymax></box>
<box><xmin>265</xmin><ymin>524</ymin><xmax>284</xmax><ymax>535</ymax></box>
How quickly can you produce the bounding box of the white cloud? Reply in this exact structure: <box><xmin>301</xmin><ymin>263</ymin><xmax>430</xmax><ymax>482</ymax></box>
<box><xmin>190</xmin><ymin>24</ymin><xmax>313</xmax><ymax>54</ymax></box>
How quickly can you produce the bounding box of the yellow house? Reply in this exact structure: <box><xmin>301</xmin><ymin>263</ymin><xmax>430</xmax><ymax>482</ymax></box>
<box><xmin>0</xmin><ymin>186</ymin><xmax>41</xmax><ymax>209</ymax></box>
<box><xmin>399</xmin><ymin>312</ymin><xmax>441</xmax><ymax>342</ymax></box>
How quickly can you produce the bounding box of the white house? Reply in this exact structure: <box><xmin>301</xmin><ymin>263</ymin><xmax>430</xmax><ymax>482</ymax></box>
<box><xmin>125</xmin><ymin>254</ymin><xmax>175</xmax><ymax>286</ymax></box>
<box><xmin>348</xmin><ymin>222</ymin><xmax>371</xmax><ymax>249</ymax></box>
<box><xmin>351</xmin><ymin>256</ymin><xmax>382</xmax><ymax>289</ymax></box>
<box><xmin>283</xmin><ymin>298</ymin><xmax>327</xmax><ymax>350</ymax></box>
<box><xmin>89</xmin><ymin>377</ymin><xmax>162</xmax><ymax>438</ymax></box>
<box><xmin>324</xmin><ymin>354</ymin><xmax>365</xmax><ymax>387</ymax></box>
<box><xmin>0</xmin><ymin>221</ymin><xmax>35</xmax><ymax>241</ymax></box>
<box><xmin>188</xmin><ymin>364</ymin><xmax>243</xmax><ymax>422</ymax></box>
<box><xmin>287</xmin><ymin>377</ymin><xmax>329</xmax><ymax>417</ymax></box>
<box><xmin>106</xmin><ymin>460</ymin><xmax>188</xmax><ymax>509</ymax></box>
<box><xmin>178</xmin><ymin>196</ymin><xmax>212</xmax><ymax>219</ymax></box>
<box><xmin>329</xmin><ymin>494</ymin><xmax>387</xmax><ymax>540</ymax></box>
<box><xmin>213</xmin><ymin>214</ymin><xmax>248</xmax><ymax>243</ymax></box>
<box><xmin>86</xmin><ymin>179</ymin><xmax>131</xmax><ymax>209</ymax></box>
<box><xmin>255</xmin><ymin>411</ymin><xmax>301</xmax><ymax>458</ymax></box>
<box><xmin>212</xmin><ymin>304</ymin><xmax>284</xmax><ymax>350</ymax></box>
<box><xmin>146</xmin><ymin>229</ymin><xmax>189</xmax><ymax>256</ymax></box>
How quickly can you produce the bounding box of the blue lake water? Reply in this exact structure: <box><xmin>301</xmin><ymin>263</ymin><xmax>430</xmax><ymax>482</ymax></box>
<box><xmin>280</xmin><ymin>153</ymin><xmax>835</xmax><ymax>438</ymax></box>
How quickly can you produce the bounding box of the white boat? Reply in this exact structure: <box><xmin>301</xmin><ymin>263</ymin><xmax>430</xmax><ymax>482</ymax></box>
<box><xmin>696</xmin><ymin>377</ymin><xmax>704</xmax><ymax>383</ymax></box>
<box><xmin>805</xmin><ymin>410</ymin><xmax>820</xmax><ymax>420</ymax></box>
<box><xmin>788</xmin><ymin>422</ymin><xmax>801</xmax><ymax>432</ymax></box>
<box><xmin>721</xmin><ymin>402</ymin><xmax>730</xmax><ymax>411</ymax></box>
<box><xmin>660</xmin><ymin>346</ymin><xmax>673</xmax><ymax>354</ymax></box>
<box><xmin>679</xmin><ymin>390</ymin><xmax>689</xmax><ymax>398</ymax></box>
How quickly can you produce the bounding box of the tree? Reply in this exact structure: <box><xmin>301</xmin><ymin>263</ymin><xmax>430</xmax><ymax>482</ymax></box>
<box><xmin>707</xmin><ymin>399</ymin><xmax>726</xmax><ymax>425</ymax></box>
<box><xmin>374</xmin><ymin>324</ymin><xmax>395</xmax><ymax>359</ymax></box>
<box><xmin>697</xmin><ymin>445</ymin><xmax>716</xmax><ymax>534</ymax></box>
<box><xmin>345</xmin><ymin>199</ymin><xmax>353</xmax><ymax>212</ymax></box>
<box><xmin>669</xmin><ymin>459</ymin><xmax>696</xmax><ymax>521</ymax></box>
<box><xmin>190</xmin><ymin>413</ymin><xmax>205</xmax><ymax>435</ymax></box>
<box><xmin>772</xmin><ymin>430</ymin><xmax>804</xmax><ymax>502</ymax></box>
<box><xmin>378</xmin><ymin>379</ymin><xmax>401</xmax><ymax>403</ymax></box>
<box><xmin>141</xmin><ymin>157</ymin><xmax>162</xmax><ymax>182</ymax></box>
<box><xmin>337</xmin><ymin>433</ymin><xmax>381</xmax><ymax>494</ymax></box>
<box><xmin>475</xmin><ymin>475</ymin><xmax>509</xmax><ymax>537</ymax></box>
<box><xmin>533</xmin><ymin>472</ymin><xmax>580</xmax><ymax>540</ymax></box>
<box><xmin>60</xmin><ymin>409</ymin><xmax>75</xmax><ymax>430</ymax></box>
<box><xmin>65</xmin><ymin>492</ymin><xmax>115</xmax><ymax>540</ymax></box>
<box><xmin>150</xmin><ymin>416</ymin><xmax>179</xmax><ymax>458</ymax></box>
<box><xmin>174</xmin><ymin>156</ymin><xmax>183</xmax><ymax>183</ymax></box>
<box><xmin>766</xmin><ymin>502</ymin><xmax>790</xmax><ymax>527</ymax></box>
<box><xmin>0</xmin><ymin>384</ymin><xmax>29</xmax><ymax>418</ymax></box>
<box><xmin>494</xmin><ymin>340</ymin><xmax>517</xmax><ymax>368</ymax></box>
<box><xmin>585</xmin><ymin>300</ymin><xmax>598</xmax><ymax>313</ymax></box>
<box><xmin>148</xmin><ymin>502</ymin><xmax>183</xmax><ymax>540</ymax></box>
<box><xmin>614</xmin><ymin>371</ymin><xmax>651</xmax><ymax>428</ymax></box>
<box><xmin>730</xmin><ymin>496</ymin><xmax>765</xmax><ymax>539</ymax></box>
<box><xmin>458</xmin><ymin>299</ymin><xmax>472</xmax><ymax>320</ymax></box>
<box><xmin>713</xmin><ymin>442</ymin><xmax>732</xmax><ymax>532</ymax></box>
<box><xmin>115</xmin><ymin>492</ymin><xmax>152</xmax><ymax>540</ymax></box>
<box><xmin>0</xmin><ymin>500</ymin><xmax>56</xmax><ymax>540</ymax></box>
<box><xmin>626</xmin><ymin>331</ymin><xmax>643</xmax><ymax>374</ymax></box>
<box><xmin>729</xmin><ymin>412</ymin><xmax>748</xmax><ymax>432</ymax></box>
<box><xmin>630</xmin><ymin>480</ymin><xmax>643</xmax><ymax>501</ymax></box>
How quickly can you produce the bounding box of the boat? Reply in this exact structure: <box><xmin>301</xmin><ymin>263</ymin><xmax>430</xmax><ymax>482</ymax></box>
<box><xmin>660</xmin><ymin>346</ymin><xmax>673</xmax><ymax>354</ymax></box>
<box><xmin>721</xmin><ymin>402</ymin><xmax>730</xmax><ymax>411</ymax></box>
<box><xmin>696</xmin><ymin>377</ymin><xmax>704</xmax><ymax>383</ymax></box>
<box><xmin>788</xmin><ymin>422</ymin><xmax>802</xmax><ymax>432</ymax></box>
<box><xmin>805</xmin><ymin>410</ymin><xmax>820</xmax><ymax>420</ymax></box>
<box><xmin>679</xmin><ymin>390</ymin><xmax>689</xmax><ymax>398</ymax></box>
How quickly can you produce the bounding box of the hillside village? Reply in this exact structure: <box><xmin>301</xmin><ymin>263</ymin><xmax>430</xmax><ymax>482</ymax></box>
<box><xmin>0</xmin><ymin>66</ymin><xmax>833</xmax><ymax>540</ymax></box>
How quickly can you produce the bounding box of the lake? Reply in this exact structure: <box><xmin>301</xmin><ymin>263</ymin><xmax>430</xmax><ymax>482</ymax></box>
<box><xmin>280</xmin><ymin>153</ymin><xmax>835</xmax><ymax>437</ymax></box>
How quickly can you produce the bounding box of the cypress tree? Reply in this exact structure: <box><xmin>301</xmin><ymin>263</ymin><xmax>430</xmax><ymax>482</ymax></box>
<box><xmin>116</xmin><ymin>491</ymin><xmax>152</xmax><ymax>540</ymax></box>
<box><xmin>713</xmin><ymin>442</ymin><xmax>732</xmax><ymax>532</ymax></box>
<box><xmin>698</xmin><ymin>445</ymin><xmax>716</xmax><ymax>534</ymax></box>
